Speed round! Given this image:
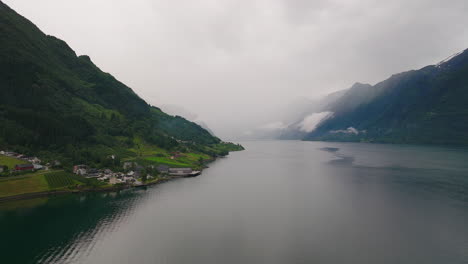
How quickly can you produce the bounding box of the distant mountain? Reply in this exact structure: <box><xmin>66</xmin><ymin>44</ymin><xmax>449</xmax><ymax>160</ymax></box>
<box><xmin>0</xmin><ymin>1</ymin><xmax>239</xmax><ymax>165</ymax></box>
<box><xmin>288</xmin><ymin>48</ymin><xmax>468</xmax><ymax>145</ymax></box>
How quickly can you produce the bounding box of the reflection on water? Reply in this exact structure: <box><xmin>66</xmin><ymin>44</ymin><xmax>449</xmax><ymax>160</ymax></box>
<box><xmin>1</xmin><ymin>141</ymin><xmax>468</xmax><ymax>264</ymax></box>
<box><xmin>322</xmin><ymin>144</ymin><xmax>468</xmax><ymax>203</ymax></box>
<box><xmin>0</xmin><ymin>189</ymin><xmax>152</xmax><ymax>264</ymax></box>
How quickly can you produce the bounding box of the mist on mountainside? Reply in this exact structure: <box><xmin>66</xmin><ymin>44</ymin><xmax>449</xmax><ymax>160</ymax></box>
<box><xmin>274</xmin><ymin>49</ymin><xmax>468</xmax><ymax>145</ymax></box>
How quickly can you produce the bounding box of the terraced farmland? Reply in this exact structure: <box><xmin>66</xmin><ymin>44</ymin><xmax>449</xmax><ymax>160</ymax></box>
<box><xmin>45</xmin><ymin>172</ymin><xmax>75</xmax><ymax>188</ymax></box>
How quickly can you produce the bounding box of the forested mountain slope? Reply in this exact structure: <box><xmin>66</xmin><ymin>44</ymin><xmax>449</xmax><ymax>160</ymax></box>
<box><xmin>303</xmin><ymin>49</ymin><xmax>468</xmax><ymax>145</ymax></box>
<box><xmin>0</xmin><ymin>1</ymin><xmax>240</xmax><ymax>166</ymax></box>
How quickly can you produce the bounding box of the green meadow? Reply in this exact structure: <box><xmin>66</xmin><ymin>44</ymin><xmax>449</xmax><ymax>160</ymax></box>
<box><xmin>0</xmin><ymin>155</ymin><xmax>27</xmax><ymax>169</ymax></box>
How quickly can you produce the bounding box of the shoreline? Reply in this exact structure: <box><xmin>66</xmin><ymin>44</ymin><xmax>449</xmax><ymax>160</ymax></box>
<box><xmin>0</xmin><ymin>176</ymin><xmax>179</xmax><ymax>204</ymax></box>
<box><xmin>0</xmin><ymin>150</ymin><xmax>240</xmax><ymax>204</ymax></box>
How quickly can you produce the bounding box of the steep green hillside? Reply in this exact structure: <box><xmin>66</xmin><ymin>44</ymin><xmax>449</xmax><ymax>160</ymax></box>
<box><xmin>305</xmin><ymin>49</ymin><xmax>468</xmax><ymax>145</ymax></box>
<box><xmin>0</xmin><ymin>1</ymin><xmax>241</xmax><ymax>166</ymax></box>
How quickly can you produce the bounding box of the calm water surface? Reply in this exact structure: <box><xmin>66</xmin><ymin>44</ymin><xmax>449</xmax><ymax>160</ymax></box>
<box><xmin>1</xmin><ymin>141</ymin><xmax>468</xmax><ymax>264</ymax></box>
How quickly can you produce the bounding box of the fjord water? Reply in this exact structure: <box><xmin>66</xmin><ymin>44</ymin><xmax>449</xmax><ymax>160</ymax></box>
<box><xmin>1</xmin><ymin>141</ymin><xmax>468</xmax><ymax>264</ymax></box>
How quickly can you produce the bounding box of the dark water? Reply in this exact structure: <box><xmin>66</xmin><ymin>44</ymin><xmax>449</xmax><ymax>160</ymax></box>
<box><xmin>1</xmin><ymin>141</ymin><xmax>468</xmax><ymax>264</ymax></box>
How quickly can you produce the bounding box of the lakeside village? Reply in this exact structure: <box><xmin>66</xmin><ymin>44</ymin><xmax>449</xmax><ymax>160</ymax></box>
<box><xmin>0</xmin><ymin>150</ymin><xmax>201</xmax><ymax>186</ymax></box>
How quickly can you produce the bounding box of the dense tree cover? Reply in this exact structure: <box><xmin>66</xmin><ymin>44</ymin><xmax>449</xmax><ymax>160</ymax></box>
<box><xmin>0</xmin><ymin>2</ymin><xmax>232</xmax><ymax>166</ymax></box>
<box><xmin>303</xmin><ymin>49</ymin><xmax>468</xmax><ymax>145</ymax></box>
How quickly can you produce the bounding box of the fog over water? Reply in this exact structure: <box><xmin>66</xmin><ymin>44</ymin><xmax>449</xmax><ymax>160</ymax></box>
<box><xmin>4</xmin><ymin>0</ymin><xmax>468</xmax><ymax>138</ymax></box>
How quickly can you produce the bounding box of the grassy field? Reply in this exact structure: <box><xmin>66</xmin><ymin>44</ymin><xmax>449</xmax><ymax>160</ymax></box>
<box><xmin>0</xmin><ymin>155</ymin><xmax>28</xmax><ymax>169</ymax></box>
<box><xmin>0</xmin><ymin>170</ymin><xmax>83</xmax><ymax>198</ymax></box>
<box><xmin>144</xmin><ymin>156</ymin><xmax>191</xmax><ymax>167</ymax></box>
<box><xmin>0</xmin><ymin>173</ymin><xmax>49</xmax><ymax>198</ymax></box>
<box><xmin>144</xmin><ymin>152</ymin><xmax>210</xmax><ymax>168</ymax></box>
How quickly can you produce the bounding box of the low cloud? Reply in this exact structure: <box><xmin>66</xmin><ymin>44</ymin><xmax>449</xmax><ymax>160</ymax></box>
<box><xmin>330</xmin><ymin>127</ymin><xmax>362</xmax><ymax>135</ymax></box>
<box><xmin>298</xmin><ymin>112</ymin><xmax>333</xmax><ymax>132</ymax></box>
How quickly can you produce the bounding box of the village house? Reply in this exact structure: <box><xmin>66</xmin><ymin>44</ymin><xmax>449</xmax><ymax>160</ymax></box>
<box><xmin>123</xmin><ymin>176</ymin><xmax>136</xmax><ymax>183</ymax></box>
<box><xmin>76</xmin><ymin>168</ymin><xmax>87</xmax><ymax>176</ymax></box>
<box><xmin>168</xmin><ymin>168</ymin><xmax>192</xmax><ymax>176</ymax></box>
<box><xmin>86</xmin><ymin>168</ymin><xmax>99</xmax><ymax>178</ymax></box>
<box><xmin>15</xmin><ymin>164</ymin><xmax>34</xmax><ymax>171</ymax></box>
<box><xmin>73</xmin><ymin>165</ymin><xmax>89</xmax><ymax>175</ymax></box>
<box><xmin>157</xmin><ymin>165</ymin><xmax>170</xmax><ymax>174</ymax></box>
<box><xmin>97</xmin><ymin>175</ymin><xmax>110</xmax><ymax>181</ymax></box>
<box><xmin>29</xmin><ymin>157</ymin><xmax>41</xmax><ymax>164</ymax></box>
<box><xmin>123</xmin><ymin>162</ymin><xmax>134</xmax><ymax>170</ymax></box>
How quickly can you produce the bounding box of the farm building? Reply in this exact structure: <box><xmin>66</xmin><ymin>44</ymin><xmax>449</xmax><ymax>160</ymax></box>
<box><xmin>73</xmin><ymin>165</ymin><xmax>89</xmax><ymax>175</ymax></box>
<box><xmin>29</xmin><ymin>157</ymin><xmax>41</xmax><ymax>164</ymax></box>
<box><xmin>157</xmin><ymin>165</ymin><xmax>170</xmax><ymax>173</ymax></box>
<box><xmin>168</xmin><ymin>168</ymin><xmax>192</xmax><ymax>176</ymax></box>
<box><xmin>15</xmin><ymin>164</ymin><xmax>34</xmax><ymax>171</ymax></box>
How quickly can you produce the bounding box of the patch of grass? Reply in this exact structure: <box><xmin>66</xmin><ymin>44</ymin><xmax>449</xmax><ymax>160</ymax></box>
<box><xmin>128</xmin><ymin>138</ymin><xmax>169</xmax><ymax>157</ymax></box>
<box><xmin>0</xmin><ymin>174</ymin><xmax>49</xmax><ymax>198</ymax></box>
<box><xmin>0</xmin><ymin>155</ymin><xmax>27</xmax><ymax>169</ymax></box>
<box><xmin>144</xmin><ymin>156</ymin><xmax>191</xmax><ymax>167</ymax></box>
<box><xmin>186</xmin><ymin>153</ymin><xmax>210</xmax><ymax>160</ymax></box>
<box><xmin>142</xmin><ymin>152</ymin><xmax>210</xmax><ymax>168</ymax></box>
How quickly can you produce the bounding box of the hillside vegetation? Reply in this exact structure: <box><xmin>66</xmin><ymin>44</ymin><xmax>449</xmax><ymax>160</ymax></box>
<box><xmin>0</xmin><ymin>1</ymin><xmax>242</xmax><ymax>167</ymax></box>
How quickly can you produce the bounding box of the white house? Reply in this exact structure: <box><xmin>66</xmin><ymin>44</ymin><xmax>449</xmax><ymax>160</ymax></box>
<box><xmin>168</xmin><ymin>168</ymin><xmax>193</xmax><ymax>176</ymax></box>
<box><xmin>29</xmin><ymin>157</ymin><xmax>41</xmax><ymax>164</ymax></box>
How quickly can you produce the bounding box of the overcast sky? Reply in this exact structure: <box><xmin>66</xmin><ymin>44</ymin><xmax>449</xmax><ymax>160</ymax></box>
<box><xmin>4</xmin><ymin>0</ymin><xmax>468</xmax><ymax>139</ymax></box>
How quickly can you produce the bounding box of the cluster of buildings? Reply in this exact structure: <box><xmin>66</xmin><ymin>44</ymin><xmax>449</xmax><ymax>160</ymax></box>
<box><xmin>0</xmin><ymin>150</ymin><xmax>51</xmax><ymax>172</ymax></box>
<box><xmin>72</xmin><ymin>163</ymin><xmax>200</xmax><ymax>186</ymax></box>
<box><xmin>73</xmin><ymin>164</ymin><xmax>151</xmax><ymax>186</ymax></box>
<box><xmin>0</xmin><ymin>148</ymin><xmax>200</xmax><ymax>182</ymax></box>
